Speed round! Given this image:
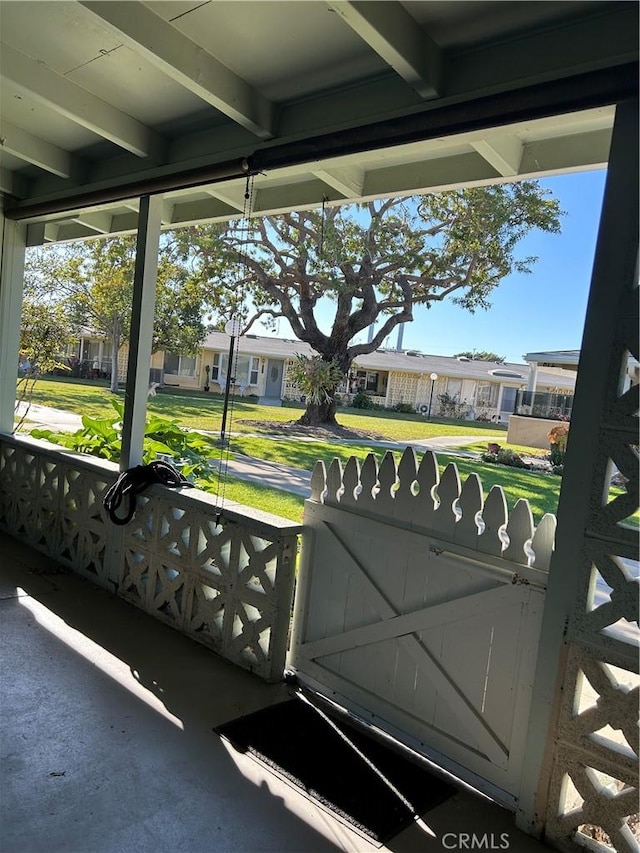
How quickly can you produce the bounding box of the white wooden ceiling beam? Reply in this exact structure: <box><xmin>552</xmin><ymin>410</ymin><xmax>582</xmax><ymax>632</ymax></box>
<box><xmin>0</xmin><ymin>44</ymin><xmax>155</xmax><ymax>158</ymax></box>
<box><xmin>327</xmin><ymin>1</ymin><xmax>442</xmax><ymax>99</ymax></box>
<box><xmin>205</xmin><ymin>187</ymin><xmax>247</xmax><ymax>212</ymax></box>
<box><xmin>1</xmin><ymin>121</ymin><xmax>72</xmax><ymax>178</ymax></box>
<box><xmin>0</xmin><ymin>167</ymin><xmax>28</xmax><ymax>197</ymax></box>
<box><xmin>161</xmin><ymin>201</ymin><xmax>175</xmax><ymax>225</ymax></box>
<box><xmin>26</xmin><ymin>222</ymin><xmax>60</xmax><ymax>245</ymax></box>
<box><xmin>79</xmin><ymin>1</ymin><xmax>274</xmax><ymax>139</ymax></box>
<box><xmin>471</xmin><ymin>136</ymin><xmax>524</xmax><ymax>177</ymax></box>
<box><xmin>70</xmin><ymin>211</ymin><xmax>113</xmax><ymax>234</ymax></box>
<box><xmin>313</xmin><ymin>166</ymin><xmax>365</xmax><ymax>198</ymax></box>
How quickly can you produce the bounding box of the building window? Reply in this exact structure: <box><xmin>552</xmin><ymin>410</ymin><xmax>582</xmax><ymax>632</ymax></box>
<box><xmin>476</xmin><ymin>382</ymin><xmax>499</xmax><ymax>407</ymax></box>
<box><xmin>164</xmin><ymin>352</ymin><xmax>197</xmax><ymax>378</ymax></box>
<box><xmin>445</xmin><ymin>378</ymin><xmax>463</xmax><ymax>399</ymax></box>
<box><xmin>350</xmin><ymin>369</ymin><xmax>383</xmax><ymax>394</ymax></box>
<box><xmin>211</xmin><ymin>352</ymin><xmax>221</xmax><ymax>380</ymax></box>
<box><xmin>211</xmin><ymin>353</ymin><xmax>260</xmax><ymax>386</ymax></box>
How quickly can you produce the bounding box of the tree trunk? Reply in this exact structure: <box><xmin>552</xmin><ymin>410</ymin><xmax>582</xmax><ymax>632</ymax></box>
<box><xmin>297</xmin><ymin>397</ymin><xmax>338</xmax><ymax>426</ymax></box>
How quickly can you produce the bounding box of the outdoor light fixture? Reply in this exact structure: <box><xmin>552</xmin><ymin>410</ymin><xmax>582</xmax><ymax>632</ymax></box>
<box><xmin>428</xmin><ymin>372</ymin><xmax>438</xmax><ymax>420</ymax></box>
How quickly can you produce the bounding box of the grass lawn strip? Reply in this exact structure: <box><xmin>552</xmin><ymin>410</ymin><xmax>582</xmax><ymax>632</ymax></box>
<box><xmin>26</xmin><ymin>378</ymin><xmax>506</xmax><ymax>443</ymax></box>
<box><xmin>20</xmin><ymin>378</ymin><xmax>585</xmax><ymax>525</ymax></box>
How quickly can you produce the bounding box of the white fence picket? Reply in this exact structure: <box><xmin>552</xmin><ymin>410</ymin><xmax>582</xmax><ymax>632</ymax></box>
<box><xmin>309</xmin><ymin>449</ymin><xmax>554</xmax><ymax>572</ymax></box>
<box><xmin>455</xmin><ymin>472</ymin><xmax>484</xmax><ymax>548</ymax></box>
<box><xmin>503</xmin><ymin>499</ymin><xmax>535</xmax><ymax>565</ymax></box>
<box><xmin>432</xmin><ymin>463</ymin><xmax>461</xmax><ymax>539</ymax></box>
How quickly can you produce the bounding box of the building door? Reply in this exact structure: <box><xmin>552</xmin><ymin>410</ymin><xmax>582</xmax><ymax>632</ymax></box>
<box><xmin>264</xmin><ymin>359</ymin><xmax>284</xmax><ymax>398</ymax></box>
<box><xmin>500</xmin><ymin>386</ymin><xmax>518</xmax><ymax>416</ymax></box>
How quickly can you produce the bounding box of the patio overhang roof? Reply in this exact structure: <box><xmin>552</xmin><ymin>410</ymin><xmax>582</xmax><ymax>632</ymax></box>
<box><xmin>1</xmin><ymin>1</ymin><xmax>637</xmax><ymax>240</ymax></box>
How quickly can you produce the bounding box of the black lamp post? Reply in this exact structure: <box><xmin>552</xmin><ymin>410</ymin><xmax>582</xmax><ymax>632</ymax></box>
<box><xmin>428</xmin><ymin>372</ymin><xmax>438</xmax><ymax>420</ymax></box>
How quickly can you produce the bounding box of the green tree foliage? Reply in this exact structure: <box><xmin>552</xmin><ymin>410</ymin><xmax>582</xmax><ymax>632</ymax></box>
<box><xmin>174</xmin><ymin>182</ymin><xmax>562</xmax><ymax>425</ymax></box>
<box><xmin>454</xmin><ymin>351</ymin><xmax>506</xmax><ymax>363</ymax></box>
<box><xmin>15</xmin><ymin>301</ymin><xmax>75</xmax><ymax>430</ymax></box>
<box><xmin>24</xmin><ymin>236</ymin><xmax>211</xmax><ymax>393</ymax></box>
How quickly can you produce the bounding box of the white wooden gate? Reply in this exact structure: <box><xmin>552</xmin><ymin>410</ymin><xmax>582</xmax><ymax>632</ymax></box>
<box><xmin>289</xmin><ymin>449</ymin><xmax>555</xmax><ymax>807</ymax></box>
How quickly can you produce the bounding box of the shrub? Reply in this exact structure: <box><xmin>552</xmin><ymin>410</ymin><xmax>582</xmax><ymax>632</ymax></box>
<box><xmin>352</xmin><ymin>392</ymin><xmax>375</xmax><ymax>409</ymax></box>
<box><xmin>548</xmin><ymin>423</ymin><xmax>569</xmax><ymax>466</ymax></box>
<box><xmin>394</xmin><ymin>402</ymin><xmax>415</xmax><ymax>414</ymax></box>
<box><xmin>437</xmin><ymin>391</ymin><xmax>465</xmax><ymax>419</ymax></box>
<box><xmin>481</xmin><ymin>448</ymin><xmax>530</xmax><ymax>469</ymax></box>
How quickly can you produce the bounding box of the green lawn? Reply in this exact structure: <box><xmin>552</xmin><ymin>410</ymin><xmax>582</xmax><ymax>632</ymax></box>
<box><xmin>25</xmin><ymin>377</ymin><xmax>505</xmax><ymax>442</ymax></box>
<box><xmin>230</xmin><ymin>434</ymin><xmax>563</xmax><ymax>523</ymax></box>
<box><xmin>204</xmin><ymin>474</ymin><xmax>305</xmax><ymax>523</ymax></box>
<box><xmin>21</xmin><ymin>377</ymin><xmax>564</xmax><ymax>523</ymax></box>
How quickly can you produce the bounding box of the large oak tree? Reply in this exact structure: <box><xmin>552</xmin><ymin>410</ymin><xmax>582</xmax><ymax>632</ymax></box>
<box><xmin>177</xmin><ymin>182</ymin><xmax>562</xmax><ymax>425</ymax></box>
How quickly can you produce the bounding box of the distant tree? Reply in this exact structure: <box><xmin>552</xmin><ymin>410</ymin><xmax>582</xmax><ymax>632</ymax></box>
<box><xmin>15</xmin><ymin>301</ymin><xmax>74</xmax><ymax>430</ymax></box>
<box><xmin>25</xmin><ymin>237</ymin><xmax>211</xmax><ymax>393</ymax></box>
<box><xmin>454</xmin><ymin>351</ymin><xmax>506</xmax><ymax>363</ymax></box>
<box><xmin>175</xmin><ymin>181</ymin><xmax>562</xmax><ymax>425</ymax></box>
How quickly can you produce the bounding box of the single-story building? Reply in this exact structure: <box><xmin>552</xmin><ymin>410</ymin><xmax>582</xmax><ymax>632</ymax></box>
<box><xmin>67</xmin><ymin>329</ymin><xmax>577</xmax><ymax>421</ymax></box>
<box><xmin>174</xmin><ymin>332</ymin><xmax>577</xmax><ymax>421</ymax></box>
<box><xmin>65</xmin><ymin>330</ymin><xmax>577</xmax><ymax>421</ymax></box>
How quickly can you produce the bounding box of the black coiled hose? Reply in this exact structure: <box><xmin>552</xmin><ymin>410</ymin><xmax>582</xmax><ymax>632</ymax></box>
<box><xmin>103</xmin><ymin>460</ymin><xmax>193</xmax><ymax>525</ymax></box>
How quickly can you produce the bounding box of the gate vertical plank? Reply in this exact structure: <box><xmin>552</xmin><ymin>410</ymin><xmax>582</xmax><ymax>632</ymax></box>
<box><xmin>394</xmin><ymin>447</ymin><xmax>419</xmax><ymax>523</ymax></box>
<box><xmin>377</xmin><ymin>452</ymin><xmax>398</xmax><ymax>511</ymax></box>
<box><xmin>531</xmin><ymin>513</ymin><xmax>557</xmax><ymax>570</ymax></box>
<box><xmin>415</xmin><ymin>450</ymin><xmax>439</xmax><ymax>532</ymax></box>
<box><xmin>433</xmin><ymin>463</ymin><xmax>461</xmax><ymax>538</ymax></box>
<box><xmin>309</xmin><ymin>460</ymin><xmax>326</xmax><ymax>503</ymax></box>
<box><xmin>358</xmin><ymin>453</ymin><xmax>379</xmax><ymax>512</ymax></box>
<box><xmin>455</xmin><ymin>473</ymin><xmax>484</xmax><ymax>548</ymax></box>
<box><xmin>478</xmin><ymin>485</ymin><xmax>508</xmax><ymax>557</ymax></box>
<box><xmin>341</xmin><ymin>456</ymin><xmax>360</xmax><ymax>509</ymax></box>
<box><xmin>325</xmin><ymin>458</ymin><xmax>343</xmax><ymax>507</ymax></box>
<box><xmin>503</xmin><ymin>500</ymin><xmax>534</xmax><ymax>565</ymax></box>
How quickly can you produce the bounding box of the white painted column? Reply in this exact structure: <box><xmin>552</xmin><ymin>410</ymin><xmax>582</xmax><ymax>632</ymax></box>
<box><xmin>517</xmin><ymin>99</ymin><xmax>639</xmax><ymax>836</ymax></box>
<box><xmin>120</xmin><ymin>195</ymin><xmax>163</xmax><ymax>469</ymax></box>
<box><xmin>526</xmin><ymin>361</ymin><xmax>538</xmax><ymax>393</ymax></box>
<box><xmin>0</xmin><ymin>213</ymin><xmax>27</xmax><ymax>434</ymax></box>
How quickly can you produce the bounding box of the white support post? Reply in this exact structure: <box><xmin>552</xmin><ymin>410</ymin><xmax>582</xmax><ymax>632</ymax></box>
<box><xmin>526</xmin><ymin>361</ymin><xmax>538</xmax><ymax>393</ymax></box>
<box><xmin>516</xmin><ymin>98</ymin><xmax>639</xmax><ymax>836</ymax></box>
<box><xmin>120</xmin><ymin>194</ymin><xmax>163</xmax><ymax>469</ymax></box>
<box><xmin>0</xmin><ymin>213</ymin><xmax>27</xmax><ymax>434</ymax></box>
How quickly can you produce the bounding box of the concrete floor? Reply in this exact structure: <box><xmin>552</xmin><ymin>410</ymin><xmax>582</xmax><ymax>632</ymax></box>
<box><xmin>0</xmin><ymin>531</ymin><xmax>552</xmax><ymax>853</ymax></box>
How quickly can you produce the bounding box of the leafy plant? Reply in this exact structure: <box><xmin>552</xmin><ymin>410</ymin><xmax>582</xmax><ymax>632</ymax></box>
<box><xmin>393</xmin><ymin>402</ymin><xmax>416</xmax><ymax>414</ymax></box>
<box><xmin>548</xmin><ymin>423</ymin><xmax>569</xmax><ymax>466</ymax></box>
<box><xmin>437</xmin><ymin>392</ymin><xmax>465</xmax><ymax>419</ymax></box>
<box><xmin>30</xmin><ymin>399</ymin><xmax>216</xmax><ymax>479</ymax></box>
<box><xmin>288</xmin><ymin>354</ymin><xmax>344</xmax><ymax>405</ymax></box>
<box><xmin>352</xmin><ymin>392</ymin><xmax>375</xmax><ymax>410</ymax></box>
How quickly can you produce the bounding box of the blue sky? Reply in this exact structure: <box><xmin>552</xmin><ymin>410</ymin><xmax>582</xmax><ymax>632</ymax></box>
<box><xmin>259</xmin><ymin>169</ymin><xmax>608</xmax><ymax>365</ymax></box>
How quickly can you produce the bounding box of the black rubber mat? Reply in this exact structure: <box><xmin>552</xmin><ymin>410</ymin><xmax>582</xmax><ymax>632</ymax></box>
<box><xmin>215</xmin><ymin>697</ymin><xmax>456</xmax><ymax>845</ymax></box>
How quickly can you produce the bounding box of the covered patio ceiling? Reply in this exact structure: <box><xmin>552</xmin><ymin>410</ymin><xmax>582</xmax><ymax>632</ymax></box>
<box><xmin>1</xmin><ymin>1</ymin><xmax>637</xmax><ymax>242</ymax></box>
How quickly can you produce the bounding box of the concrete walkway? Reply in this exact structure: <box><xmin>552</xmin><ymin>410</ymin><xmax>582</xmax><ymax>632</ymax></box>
<box><xmin>15</xmin><ymin>402</ymin><xmax>499</xmax><ymax>498</ymax></box>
